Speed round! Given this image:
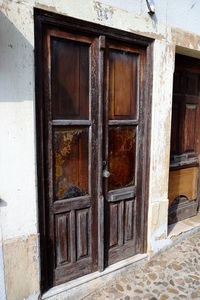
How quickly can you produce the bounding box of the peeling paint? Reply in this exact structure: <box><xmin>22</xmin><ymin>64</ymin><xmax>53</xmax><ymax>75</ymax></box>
<box><xmin>149</xmin><ymin>224</ymin><xmax>172</xmax><ymax>255</ymax></box>
<box><xmin>0</xmin><ymin>2</ymin><xmax>11</xmax><ymax>16</ymax></box>
<box><xmin>35</xmin><ymin>3</ymin><xmax>59</xmax><ymax>14</ymax></box>
<box><xmin>155</xmin><ymin>232</ymin><xmax>167</xmax><ymax>241</ymax></box>
<box><xmin>172</xmin><ymin>27</ymin><xmax>200</xmax><ymax>51</ymax></box>
<box><xmin>24</xmin><ymin>289</ymin><xmax>40</xmax><ymax>300</ymax></box>
<box><xmin>129</xmin><ymin>28</ymin><xmax>165</xmax><ymax>41</ymax></box>
<box><xmin>93</xmin><ymin>1</ymin><xmax>114</xmax><ymax>21</ymax></box>
<box><xmin>3</xmin><ymin>234</ymin><xmax>39</xmax><ymax>300</ymax></box>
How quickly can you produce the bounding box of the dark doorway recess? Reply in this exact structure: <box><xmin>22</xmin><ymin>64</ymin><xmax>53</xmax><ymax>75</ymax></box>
<box><xmin>34</xmin><ymin>8</ymin><xmax>152</xmax><ymax>292</ymax></box>
<box><xmin>169</xmin><ymin>54</ymin><xmax>200</xmax><ymax>225</ymax></box>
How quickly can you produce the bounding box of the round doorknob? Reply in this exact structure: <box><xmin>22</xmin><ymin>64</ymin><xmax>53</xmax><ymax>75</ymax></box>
<box><xmin>103</xmin><ymin>169</ymin><xmax>110</xmax><ymax>178</ymax></box>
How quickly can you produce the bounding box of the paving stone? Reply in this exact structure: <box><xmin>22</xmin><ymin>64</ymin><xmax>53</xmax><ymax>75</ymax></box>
<box><xmin>179</xmin><ymin>295</ymin><xmax>187</xmax><ymax>299</ymax></box>
<box><xmin>160</xmin><ymin>294</ymin><xmax>168</xmax><ymax>300</ymax></box>
<box><xmin>177</xmin><ymin>285</ymin><xmax>185</xmax><ymax>292</ymax></box>
<box><xmin>162</xmin><ymin>282</ymin><xmax>168</xmax><ymax>287</ymax></box>
<box><xmin>116</xmin><ymin>284</ymin><xmax>124</xmax><ymax>292</ymax></box>
<box><xmin>149</xmin><ymin>272</ymin><xmax>158</xmax><ymax>280</ymax></box>
<box><xmin>167</xmin><ymin>287</ymin><xmax>179</xmax><ymax>294</ymax></box>
<box><xmin>189</xmin><ymin>274</ymin><xmax>200</xmax><ymax>280</ymax></box>
<box><xmin>175</xmin><ymin>278</ymin><xmax>184</xmax><ymax>285</ymax></box>
<box><xmin>143</xmin><ymin>293</ymin><xmax>154</xmax><ymax>299</ymax></box>
<box><xmin>158</xmin><ymin>273</ymin><xmax>165</xmax><ymax>280</ymax></box>
<box><xmin>134</xmin><ymin>289</ymin><xmax>143</xmax><ymax>294</ymax></box>
<box><xmin>171</xmin><ymin>263</ymin><xmax>182</xmax><ymax>271</ymax></box>
<box><xmin>185</xmin><ymin>277</ymin><xmax>192</xmax><ymax>283</ymax></box>
<box><xmin>191</xmin><ymin>292</ymin><xmax>199</xmax><ymax>298</ymax></box>
<box><xmin>169</xmin><ymin>279</ymin><xmax>175</xmax><ymax>286</ymax></box>
<box><xmin>138</xmin><ymin>282</ymin><xmax>144</xmax><ymax>287</ymax></box>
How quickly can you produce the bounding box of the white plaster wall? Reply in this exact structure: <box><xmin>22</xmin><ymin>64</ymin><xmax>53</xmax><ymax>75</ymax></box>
<box><xmin>147</xmin><ymin>39</ymin><xmax>175</xmax><ymax>253</ymax></box>
<box><xmin>0</xmin><ymin>10</ymin><xmax>36</xmax><ymax>240</ymax></box>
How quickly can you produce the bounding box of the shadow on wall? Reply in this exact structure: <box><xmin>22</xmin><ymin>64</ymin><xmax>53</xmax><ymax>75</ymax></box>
<box><xmin>0</xmin><ymin>11</ymin><xmax>34</xmax><ymax>102</ymax></box>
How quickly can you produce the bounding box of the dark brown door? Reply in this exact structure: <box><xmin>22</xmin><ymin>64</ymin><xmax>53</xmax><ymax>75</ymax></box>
<box><xmin>43</xmin><ymin>28</ymin><xmax>100</xmax><ymax>286</ymax></box>
<box><xmin>36</xmin><ymin>10</ymin><xmax>150</xmax><ymax>290</ymax></box>
<box><xmin>103</xmin><ymin>41</ymin><xmax>146</xmax><ymax>265</ymax></box>
<box><xmin>169</xmin><ymin>54</ymin><xmax>200</xmax><ymax>224</ymax></box>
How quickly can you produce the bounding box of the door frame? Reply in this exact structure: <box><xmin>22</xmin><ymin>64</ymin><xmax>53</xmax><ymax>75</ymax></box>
<box><xmin>34</xmin><ymin>8</ymin><xmax>153</xmax><ymax>293</ymax></box>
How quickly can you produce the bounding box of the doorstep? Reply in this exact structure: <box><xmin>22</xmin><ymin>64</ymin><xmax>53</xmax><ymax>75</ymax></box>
<box><xmin>42</xmin><ymin>253</ymin><xmax>147</xmax><ymax>300</ymax></box>
<box><xmin>168</xmin><ymin>212</ymin><xmax>200</xmax><ymax>239</ymax></box>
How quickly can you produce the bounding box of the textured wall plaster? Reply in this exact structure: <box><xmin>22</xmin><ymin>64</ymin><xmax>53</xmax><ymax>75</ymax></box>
<box><xmin>147</xmin><ymin>200</ymin><xmax>172</xmax><ymax>255</ymax></box>
<box><xmin>0</xmin><ymin>7</ymin><xmax>36</xmax><ymax>241</ymax></box>
<box><xmin>147</xmin><ymin>39</ymin><xmax>175</xmax><ymax>254</ymax></box>
<box><xmin>149</xmin><ymin>40</ymin><xmax>175</xmax><ymax>203</ymax></box>
<box><xmin>3</xmin><ymin>234</ymin><xmax>39</xmax><ymax>300</ymax></box>
<box><xmin>0</xmin><ymin>100</ymin><xmax>37</xmax><ymax>240</ymax></box>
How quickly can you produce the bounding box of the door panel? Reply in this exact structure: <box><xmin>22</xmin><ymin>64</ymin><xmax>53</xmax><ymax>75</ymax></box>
<box><xmin>55</xmin><ymin>213</ymin><xmax>70</xmax><ymax>266</ymax></box>
<box><xmin>43</xmin><ymin>29</ymin><xmax>99</xmax><ymax>286</ymax></box>
<box><xmin>183</xmin><ymin>104</ymin><xmax>197</xmax><ymax>152</ymax></box>
<box><xmin>104</xmin><ymin>42</ymin><xmax>145</xmax><ymax>266</ymax></box>
<box><xmin>124</xmin><ymin>199</ymin><xmax>135</xmax><ymax>242</ymax></box>
<box><xmin>109</xmin><ymin>50</ymin><xmax>137</xmax><ymax>119</ymax></box>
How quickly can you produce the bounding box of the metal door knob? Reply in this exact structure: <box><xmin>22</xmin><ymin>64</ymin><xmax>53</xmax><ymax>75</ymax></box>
<box><xmin>103</xmin><ymin>170</ymin><xmax>110</xmax><ymax>178</ymax></box>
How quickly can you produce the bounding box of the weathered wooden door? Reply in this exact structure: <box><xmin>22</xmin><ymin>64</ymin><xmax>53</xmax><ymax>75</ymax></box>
<box><xmin>35</xmin><ymin>9</ymin><xmax>151</xmax><ymax>290</ymax></box>
<box><xmin>169</xmin><ymin>54</ymin><xmax>200</xmax><ymax>224</ymax></box>
<box><xmin>103</xmin><ymin>41</ymin><xmax>146</xmax><ymax>265</ymax></box>
<box><xmin>42</xmin><ymin>28</ymin><xmax>100</xmax><ymax>286</ymax></box>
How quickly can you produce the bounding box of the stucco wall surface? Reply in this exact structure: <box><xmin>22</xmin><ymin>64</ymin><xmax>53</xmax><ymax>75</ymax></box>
<box><xmin>1</xmin><ymin>0</ymin><xmax>200</xmax><ymax>299</ymax></box>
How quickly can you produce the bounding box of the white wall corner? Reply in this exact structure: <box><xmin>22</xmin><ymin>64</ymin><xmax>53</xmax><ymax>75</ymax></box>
<box><xmin>0</xmin><ymin>225</ymin><xmax>6</xmax><ymax>300</ymax></box>
<box><xmin>147</xmin><ymin>199</ymin><xmax>172</xmax><ymax>255</ymax></box>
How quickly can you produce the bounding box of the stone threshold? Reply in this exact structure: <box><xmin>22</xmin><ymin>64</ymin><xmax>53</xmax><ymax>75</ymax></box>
<box><xmin>168</xmin><ymin>213</ymin><xmax>200</xmax><ymax>239</ymax></box>
<box><xmin>42</xmin><ymin>253</ymin><xmax>147</xmax><ymax>299</ymax></box>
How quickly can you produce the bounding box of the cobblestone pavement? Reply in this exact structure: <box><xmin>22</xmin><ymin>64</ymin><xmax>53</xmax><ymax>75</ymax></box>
<box><xmin>84</xmin><ymin>231</ymin><xmax>200</xmax><ymax>300</ymax></box>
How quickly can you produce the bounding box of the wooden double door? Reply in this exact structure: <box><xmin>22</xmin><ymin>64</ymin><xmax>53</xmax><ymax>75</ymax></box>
<box><xmin>35</xmin><ymin>10</ymin><xmax>150</xmax><ymax>290</ymax></box>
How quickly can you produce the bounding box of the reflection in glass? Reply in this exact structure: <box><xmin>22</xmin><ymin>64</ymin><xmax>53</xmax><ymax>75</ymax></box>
<box><xmin>109</xmin><ymin>127</ymin><xmax>136</xmax><ymax>190</ymax></box>
<box><xmin>53</xmin><ymin>127</ymin><xmax>88</xmax><ymax>200</ymax></box>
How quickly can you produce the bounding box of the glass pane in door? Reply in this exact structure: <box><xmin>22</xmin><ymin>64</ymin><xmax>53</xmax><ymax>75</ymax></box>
<box><xmin>53</xmin><ymin>127</ymin><xmax>89</xmax><ymax>200</ymax></box>
<box><xmin>108</xmin><ymin>126</ymin><xmax>136</xmax><ymax>190</ymax></box>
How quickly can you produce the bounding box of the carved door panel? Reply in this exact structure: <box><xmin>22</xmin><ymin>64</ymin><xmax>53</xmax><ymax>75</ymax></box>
<box><xmin>169</xmin><ymin>54</ymin><xmax>200</xmax><ymax>224</ymax></box>
<box><xmin>43</xmin><ymin>29</ymin><xmax>99</xmax><ymax>286</ymax></box>
<box><xmin>103</xmin><ymin>42</ymin><xmax>146</xmax><ymax>265</ymax></box>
